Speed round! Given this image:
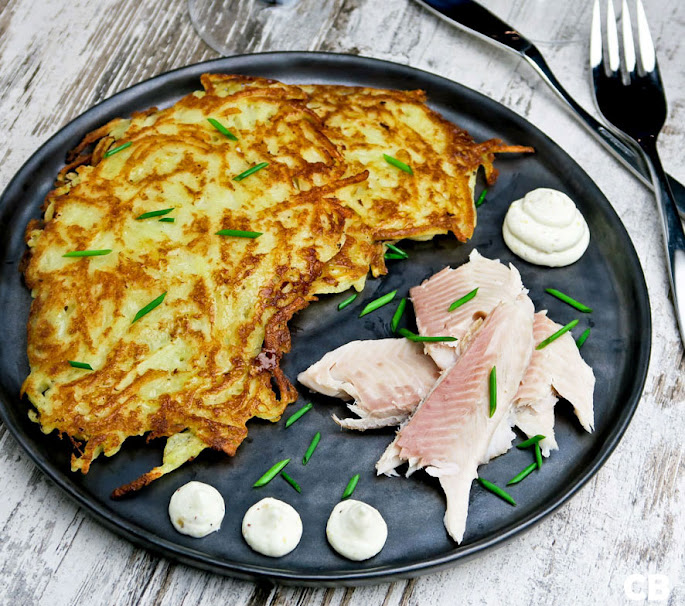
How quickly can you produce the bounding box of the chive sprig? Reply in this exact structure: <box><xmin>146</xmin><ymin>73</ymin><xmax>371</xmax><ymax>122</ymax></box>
<box><xmin>132</xmin><ymin>292</ymin><xmax>166</xmax><ymax>324</ymax></box>
<box><xmin>517</xmin><ymin>434</ymin><xmax>545</xmax><ymax>449</ymax></box>
<box><xmin>280</xmin><ymin>471</ymin><xmax>301</xmax><ymax>493</ymax></box>
<box><xmin>391</xmin><ymin>298</ymin><xmax>407</xmax><ymax>333</ymax></box>
<box><xmin>545</xmin><ymin>288</ymin><xmax>592</xmax><ymax>313</ymax></box>
<box><xmin>576</xmin><ymin>327</ymin><xmax>591</xmax><ymax>349</ymax></box>
<box><xmin>398</xmin><ymin>328</ymin><xmax>457</xmax><ymax>343</ymax></box>
<box><xmin>285</xmin><ymin>403</ymin><xmax>313</xmax><ymax>428</ymax></box>
<box><xmin>302</xmin><ymin>432</ymin><xmax>321</xmax><ymax>465</ymax></box>
<box><xmin>448</xmin><ymin>287</ymin><xmax>478</xmax><ymax>312</ymax></box>
<box><xmin>383</xmin><ymin>154</ymin><xmax>413</xmax><ymax>175</ymax></box>
<box><xmin>136</xmin><ymin>208</ymin><xmax>174</xmax><ymax>220</ymax></box>
<box><xmin>207</xmin><ymin>118</ymin><xmax>238</xmax><ymax>140</ymax></box>
<box><xmin>253</xmin><ymin>459</ymin><xmax>290</xmax><ymax>487</ymax></box>
<box><xmin>488</xmin><ymin>366</ymin><xmax>497</xmax><ymax>418</ymax></box>
<box><xmin>475</xmin><ymin>189</ymin><xmax>488</xmax><ymax>207</ymax></box>
<box><xmin>477</xmin><ymin>477</ymin><xmax>516</xmax><ymax>506</ymax></box>
<box><xmin>359</xmin><ymin>290</ymin><xmax>397</xmax><ymax>317</ymax></box>
<box><xmin>342</xmin><ymin>474</ymin><xmax>360</xmax><ymax>500</ymax></box>
<box><xmin>63</xmin><ymin>249</ymin><xmax>112</xmax><ymax>258</ymax></box>
<box><xmin>507</xmin><ymin>462</ymin><xmax>537</xmax><ymax>486</ymax></box>
<box><xmin>104</xmin><ymin>141</ymin><xmax>131</xmax><ymax>158</ymax></box>
<box><xmin>215</xmin><ymin>229</ymin><xmax>262</xmax><ymax>238</ymax></box>
<box><xmin>337</xmin><ymin>293</ymin><xmax>357</xmax><ymax>311</ymax></box>
<box><xmin>68</xmin><ymin>360</ymin><xmax>93</xmax><ymax>370</ymax></box>
<box><xmin>536</xmin><ymin>319</ymin><xmax>579</xmax><ymax>350</ymax></box>
<box><xmin>233</xmin><ymin>162</ymin><xmax>269</xmax><ymax>182</ymax></box>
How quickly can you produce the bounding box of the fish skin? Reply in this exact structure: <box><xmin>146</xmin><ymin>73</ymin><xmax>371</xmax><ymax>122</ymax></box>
<box><xmin>297</xmin><ymin>338</ymin><xmax>440</xmax><ymax>430</ymax></box>
<box><xmin>377</xmin><ymin>295</ymin><xmax>535</xmax><ymax>542</ymax></box>
<box><xmin>512</xmin><ymin>311</ymin><xmax>595</xmax><ymax>455</ymax></box>
<box><xmin>410</xmin><ymin>249</ymin><xmax>526</xmax><ymax>369</ymax></box>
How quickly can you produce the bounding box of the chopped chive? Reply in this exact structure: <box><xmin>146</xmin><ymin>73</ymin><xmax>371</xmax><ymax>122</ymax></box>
<box><xmin>536</xmin><ymin>319</ymin><xmax>579</xmax><ymax>350</ymax></box>
<box><xmin>68</xmin><ymin>360</ymin><xmax>93</xmax><ymax>370</ymax></box>
<box><xmin>448</xmin><ymin>287</ymin><xmax>478</xmax><ymax>312</ymax></box>
<box><xmin>132</xmin><ymin>292</ymin><xmax>166</xmax><ymax>324</ymax></box>
<box><xmin>477</xmin><ymin>477</ymin><xmax>516</xmax><ymax>506</ymax></box>
<box><xmin>489</xmin><ymin>366</ymin><xmax>497</xmax><ymax>418</ymax></box>
<box><xmin>253</xmin><ymin>458</ymin><xmax>290</xmax><ymax>487</ymax></box>
<box><xmin>159</xmin><ymin>217</ymin><xmax>175</xmax><ymax>223</ymax></box>
<box><xmin>576</xmin><ymin>327</ymin><xmax>591</xmax><ymax>349</ymax></box>
<box><xmin>475</xmin><ymin>188</ymin><xmax>488</xmax><ymax>207</ymax></box>
<box><xmin>535</xmin><ymin>443</ymin><xmax>543</xmax><ymax>470</ymax></box>
<box><xmin>280</xmin><ymin>471</ymin><xmax>302</xmax><ymax>493</ymax></box>
<box><xmin>359</xmin><ymin>290</ymin><xmax>397</xmax><ymax>317</ymax></box>
<box><xmin>103</xmin><ymin>141</ymin><xmax>132</xmax><ymax>158</ymax></box>
<box><xmin>285</xmin><ymin>402</ymin><xmax>313</xmax><ymax>428</ymax></box>
<box><xmin>207</xmin><ymin>118</ymin><xmax>238</xmax><ymax>141</ymax></box>
<box><xmin>385</xmin><ymin>243</ymin><xmax>408</xmax><ymax>259</ymax></box>
<box><xmin>383</xmin><ymin>154</ymin><xmax>413</xmax><ymax>175</ymax></box>
<box><xmin>384</xmin><ymin>253</ymin><xmax>406</xmax><ymax>260</ymax></box>
<box><xmin>63</xmin><ymin>249</ymin><xmax>112</xmax><ymax>258</ymax></box>
<box><xmin>391</xmin><ymin>297</ymin><xmax>407</xmax><ymax>333</ymax></box>
<box><xmin>136</xmin><ymin>208</ymin><xmax>174</xmax><ymax>220</ymax></box>
<box><xmin>545</xmin><ymin>288</ymin><xmax>592</xmax><ymax>313</ymax></box>
<box><xmin>398</xmin><ymin>328</ymin><xmax>457</xmax><ymax>342</ymax></box>
<box><xmin>342</xmin><ymin>474</ymin><xmax>360</xmax><ymax>500</ymax></box>
<box><xmin>517</xmin><ymin>435</ymin><xmax>546</xmax><ymax>449</ymax></box>
<box><xmin>215</xmin><ymin>228</ymin><xmax>262</xmax><ymax>238</ymax></box>
<box><xmin>233</xmin><ymin>162</ymin><xmax>269</xmax><ymax>181</ymax></box>
<box><xmin>507</xmin><ymin>462</ymin><xmax>537</xmax><ymax>486</ymax></box>
<box><xmin>302</xmin><ymin>432</ymin><xmax>321</xmax><ymax>465</ymax></box>
<box><xmin>337</xmin><ymin>293</ymin><xmax>357</xmax><ymax>311</ymax></box>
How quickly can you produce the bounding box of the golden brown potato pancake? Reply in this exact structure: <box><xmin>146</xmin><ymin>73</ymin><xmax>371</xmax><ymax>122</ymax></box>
<box><xmin>22</xmin><ymin>74</ymin><xmax>531</xmax><ymax>494</ymax></box>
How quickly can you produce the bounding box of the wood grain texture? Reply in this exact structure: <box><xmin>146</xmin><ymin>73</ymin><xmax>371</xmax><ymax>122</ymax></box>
<box><xmin>0</xmin><ymin>0</ymin><xmax>683</xmax><ymax>604</ymax></box>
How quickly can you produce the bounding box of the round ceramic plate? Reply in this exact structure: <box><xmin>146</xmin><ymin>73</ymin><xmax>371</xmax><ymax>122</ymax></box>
<box><xmin>0</xmin><ymin>52</ymin><xmax>651</xmax><ymax>585</ymax></box>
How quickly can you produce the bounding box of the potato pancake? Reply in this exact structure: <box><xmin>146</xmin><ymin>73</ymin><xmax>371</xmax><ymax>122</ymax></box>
<box><xmin>22</xmin><ymin>74</ymin><xmax>531</xmax><ymax>494</ymax></box>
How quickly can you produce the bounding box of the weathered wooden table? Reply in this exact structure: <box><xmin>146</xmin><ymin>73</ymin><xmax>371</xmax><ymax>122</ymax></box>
<box><xmin>1</xmin><ymin>1</ymin><xmax>683</xmax><ymax>604</ymax></box>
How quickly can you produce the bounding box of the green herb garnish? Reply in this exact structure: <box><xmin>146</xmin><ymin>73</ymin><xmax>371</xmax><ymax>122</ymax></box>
<box><xmin>359</xmin><ymin>290</ymin><xmax>397</xmax><ymax>317</ymax></box>
<box><xmin>489</xmin><ymin>366</ymin><xmax>497</xmax><ymax>418</ymax></box>
<box><xmin>302</xmin><ymin>432</ymin><xmax>321</xmax><ymax>465</ymax></box>
<box><xmin>576</xmin><ymin>327</ymin><xmax>591</xmax><ymax>349</ymax></box>
<box><xmin>342</xmin><ymin>473</ymin><xmax>360</xmax><ymax>500</ymax></box>
<box><xmin>385</xmin><ymin>243</ymin><xmax>408</xmax><ymax>259</ymax></box>
<box><xmin>233</xmin><ymin>162</ymin><xmax>269</xmax><ymax>181</ymax></box>
<box><xmin>104</xmin><ymin>141</ymin><xmax>132</xmax><ymax>158</ymax></box>
<box><xmin>517</xmin><ymin>435</ymin><xmax>545</xmax><ymax>449</ymax></box>
<box><xmin>253</xmin><ymin>458</ymin><xmax>290</xmax><ymax>487</ymax></box>
<box><xmin>383</xmin><ymin>154</ymin><xmax>413</xmax><ymax>174</ymax></box>
<box><xmin>536</xmin><ymin>319</ymin><xmax>579</xmax><ymax>350</ymax></box>
<box><xmin>285</xmin><ymin>402</ymin><xmax>313</xmax><ymax>428</ymax></box>
<box><xmin>159</xmin><ymin>217</ymin><xmax>175</xmax><ymax>223</ymax></box>
<box><xmin>398</xmin><ymin>328</ymin><xmax>457</xmax><ymax>342</ymax></box>
<box><xmin>545</xmin><ymin>288</ymin><xmax>592</xmax><ymax>313</ymax></box>
<box><xmin>207</xmin><ymin>118</ymin><xmax>238</xmax><ymax>140</ymax></box>
<box><xmin>68</xmin><ymin>360</ymin><xmax>93</xmax><ymax>370</ymax></box>
<box><xmin>62</xmin><ymin>249</ymin><xmax>112</xmax><ymax>258</ymax></box>
<box><xmin>477</xmin><ymin>477</ymin><xmax>516</xmax><ymax>506</ymax></box>
<box><xmin>280</xmin><ymin>471</ymin><xmax>301</xmax><ymax>493</ymax></box>
<box><xmin>132</xmin><ymin>292</ymin><xmax>166</xmax><ymax>324</ymax></box>
<box><xmin>475</xmin><ymin>189</ymin><xmax>488</xmax><ymax>207</ymax></box>
<box><xmin>535</xmin><ymin>443</ymin><xmax>543</xmax><ymax>470</ymax></box>
<box><xmin>391</xmin><ymin>297</ymin><xmax>407</xmax><ymax>333</ymax></box>
<box><xmin>337</xmin><ymin>293</ymin><xmax>357</xmax><ymax>311</ymax></box>
<box><xmin>136</xmin><ymin>208</ymin><xmax>174</xmax><ymax>220</ymax></box>
<box><xmin>215</xmin><ymin>229</ymin><xmax>262</xmax><ymax>238</ymax></box>
<box><xmin>448</xmin><ymin>287</ymin><xmax>478</xmax><ymax>312</ymax></box>
<box><xmin>384</xmin><ymin>253</ymin><xmax>406</xmax><ymax>260</ymax></box>
<box><xmin>507</xmin><ymin>462</ymin><xmax>537</xmax><ymax>486</ymax></box>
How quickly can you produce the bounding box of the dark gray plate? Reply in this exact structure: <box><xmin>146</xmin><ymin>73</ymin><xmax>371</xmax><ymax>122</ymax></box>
<box><xmin>0</xmin><ymin>52</ymin><xmax>651</xmax><ymax>585</ymax></box>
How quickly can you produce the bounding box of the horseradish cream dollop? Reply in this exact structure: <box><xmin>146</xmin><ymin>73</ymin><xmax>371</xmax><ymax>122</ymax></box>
<box><xmin>502</xmin><ymin>188</ymin><xmax>589</xmax><ymax>267</ymax></box>
<box><xmin>242</xmin><ymin>497</ymin><xmax>302</xmax><ymax>557</ymax></box>
<box><xmin>326</xmin><ymin>500</ymin><xmax>387</xmax><ymax>561</ymax></box>
<box><xmin>168</xmin><ymin>481</ymin><xmax>225</xmax><ymax>538</ymax></box>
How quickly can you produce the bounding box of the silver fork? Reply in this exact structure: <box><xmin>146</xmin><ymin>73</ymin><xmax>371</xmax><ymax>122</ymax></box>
<box><xmin>591</xmin><ymin>0</ymin><xmax>685</xmax><ymax>346</ymax></box>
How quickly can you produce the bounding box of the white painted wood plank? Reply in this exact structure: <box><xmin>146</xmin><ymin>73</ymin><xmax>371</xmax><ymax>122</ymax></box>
<box><xmin>0</xmin><ymin>0</ymin><xmax>682</xmax><ymax>604</ymax></box>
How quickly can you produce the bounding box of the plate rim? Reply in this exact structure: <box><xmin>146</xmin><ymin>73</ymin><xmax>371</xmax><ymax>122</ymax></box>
<box><xmin>0</xmin><ymin>50</ymin><xmax>652</xmax><ymax>585</ymax></box>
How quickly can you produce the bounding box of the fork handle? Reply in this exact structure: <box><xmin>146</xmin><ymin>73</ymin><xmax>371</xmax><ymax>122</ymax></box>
<box><xmin>522</xmin><ymin>48</ymin><xmax>685</xmax><ymax>218</ymax></box>
<box><xmin>639</xmin><ymin>137</ymin><xmax>685</xmax><ymax>345</ymax></box>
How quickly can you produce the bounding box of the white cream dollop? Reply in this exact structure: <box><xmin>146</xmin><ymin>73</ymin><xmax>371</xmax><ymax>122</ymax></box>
<box><xmin>242</xmin><ymin>497</ymin><xmax>303</xmax><ymax>557</ymax></box>
<box><xmin>326</xmin><ymin>500</ymin><xmax>387</xmax><ymax>561</ymax></box>
<box><xmin>168</xmin><ymin>481</ymin><xmax>225</xmax><ymax>538</ymax></box>
<box><xmin>502</xmin><ymin>188</ymin><xmax>589</xmax><ymax>267</ymax></box>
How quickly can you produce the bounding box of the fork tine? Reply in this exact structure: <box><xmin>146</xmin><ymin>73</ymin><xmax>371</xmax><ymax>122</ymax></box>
<box><xmin>606</xmin><ymin>0</ymin><xmax>620</xmax><ymax>72</ymax></box>
<box><xmin>621</xmin><ymin>0</ymin><xmax>636</xmax><ymax>73</ymax></box>
<box><xmin>636</xmin><ymin>0</ymin><xmax>656</xmax><ymax>72</ymax></box>
<box><xmin>590</xmin><ymin>0</ymin><xmax>602</xmax><ymax>68</ymax></box>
